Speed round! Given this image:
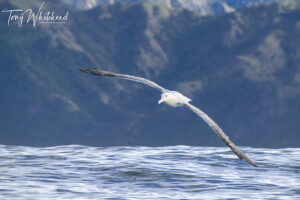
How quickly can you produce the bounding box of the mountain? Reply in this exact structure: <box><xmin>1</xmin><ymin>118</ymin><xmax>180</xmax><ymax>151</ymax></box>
<box><xmin>0</xmin><ymin>0</ymin><xmax>300</xmax><ymax>147</ymax></box>
<box><xmin>63</xmin><ymin>0</ymin><xmax>294</xmax><ymax>15</ymax></box>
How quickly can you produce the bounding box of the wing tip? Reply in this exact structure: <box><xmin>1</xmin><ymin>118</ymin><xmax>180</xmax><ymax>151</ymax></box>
<box><xmin>239</xmin><ymin>153</ymin><xmax>257</xmax><ymax>167</ymax></box>
<box><xmin>229</xmin><ymin>145</ymin><xmax>258</xmax><ymax>167</ymax></box>
<box><xmin>245</xmin><ymin>158</ymin><xmax>258</xmax><ymax>167</ymax></box>
<box><xmin>80</xmin><ymin>68</ymin><xmax>105</xmax><ymax>76</ymax></box>
<box><xmin>80</xmin><ymin>68</ymin><xmax>93</xmax><ymax>73</ymax></box>
<box><xmin>80</xmin><ymin>68</ymin><xmax>117</xmax><ymax>77</ymax></box>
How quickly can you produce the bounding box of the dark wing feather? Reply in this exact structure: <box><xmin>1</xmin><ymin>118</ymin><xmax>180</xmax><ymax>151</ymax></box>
<box><xmin>80</xmin><ymin>69</ymin><xmax>168</xmax><ymax>92</ymax></box>
<box><xmin>185</xmin><ymin>103</ymin><xmax>257</xmax><ymax>167</ymax></box>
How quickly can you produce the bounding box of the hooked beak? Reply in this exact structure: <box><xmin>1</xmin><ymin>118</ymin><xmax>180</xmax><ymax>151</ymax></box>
<box><xmin>158</xmin><ymin>97</ymin><xmax>165</xmax><ymax>104</ymax></box>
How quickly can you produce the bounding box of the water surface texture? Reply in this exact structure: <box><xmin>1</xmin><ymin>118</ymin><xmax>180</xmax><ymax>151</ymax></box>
<box><xmin>0</xmin><ymin>145</ymin><xmax>299</xmax><ymax>199</ymax></box>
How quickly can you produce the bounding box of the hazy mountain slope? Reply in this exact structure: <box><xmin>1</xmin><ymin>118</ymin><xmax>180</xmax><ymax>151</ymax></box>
<box><xmin>0</xmin><ymin>0</ymin><xmax>299</xmax><ymax>147</ymax></box>
<box><xmin>63</xmin><ymin>0</ymin><xmax>294</xmax><ymax>15</ymax></box>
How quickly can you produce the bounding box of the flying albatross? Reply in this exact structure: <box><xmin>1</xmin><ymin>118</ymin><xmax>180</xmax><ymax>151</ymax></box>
<box><xmin>80</xmin><ymin>68</ymin><xmax>257</xmax><ymax>167</ymax></box>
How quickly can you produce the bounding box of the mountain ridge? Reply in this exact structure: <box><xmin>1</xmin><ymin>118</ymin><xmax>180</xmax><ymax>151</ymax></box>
<box><xmin>0</xmin><ymin>0</ymin><xmax>299</xmax><ymax>147</ymax></box>
<box><xmin>63</xmin><ymin>0</ymin><xmax>295</xmax><ymax>15</ymax></box>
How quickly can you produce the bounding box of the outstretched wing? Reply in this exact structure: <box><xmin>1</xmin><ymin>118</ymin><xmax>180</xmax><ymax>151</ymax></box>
<box><xmin>185</xmin><ymin>103</ymin><xmax>257</xmax><ymax>167</ymax></box>
<box><xmin>80</xmin><ymin>69</ymin><xmax>168</xmax><ymax>93</ymax></box>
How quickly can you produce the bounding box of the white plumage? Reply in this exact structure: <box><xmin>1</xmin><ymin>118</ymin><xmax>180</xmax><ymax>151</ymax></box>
<box><xmin>158</xmin><ymin>91</ymin><xmax>191</xmax><ymax>107</ymax></box>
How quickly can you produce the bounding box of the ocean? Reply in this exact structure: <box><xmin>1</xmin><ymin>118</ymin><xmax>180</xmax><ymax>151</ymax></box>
<box><xmin>0</xmin><ymin>145</ymin><xmax>299</xmax><ymax>199</ymax></box>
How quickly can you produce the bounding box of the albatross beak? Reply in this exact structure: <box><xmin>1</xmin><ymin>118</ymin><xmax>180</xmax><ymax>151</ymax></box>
<box><xmin>158</xmin><ymin>97</ymin><xmax>164</xmax><ymax>104</ymax></box>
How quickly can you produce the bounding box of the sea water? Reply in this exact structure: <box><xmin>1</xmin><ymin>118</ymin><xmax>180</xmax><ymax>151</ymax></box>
<box><xmin>0</xmin><ymin>145</ymin><xmax>299</xmax><ymax>199</ymax></box>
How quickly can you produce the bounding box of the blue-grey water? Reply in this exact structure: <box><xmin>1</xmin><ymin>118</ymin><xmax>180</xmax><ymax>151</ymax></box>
<box><xmin>0</xmin><ymin>145</ymin><xmax>299</xmax><ymax>200</ymax></box>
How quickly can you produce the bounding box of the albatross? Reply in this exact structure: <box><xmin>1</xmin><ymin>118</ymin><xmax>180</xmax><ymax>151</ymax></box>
<box><xmin>80</xmin><ymin>68</ymin><xmax>257</xmax><ymax>167</ymax></box>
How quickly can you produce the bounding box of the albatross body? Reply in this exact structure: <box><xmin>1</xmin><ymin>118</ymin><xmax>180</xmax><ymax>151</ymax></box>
<box><xmin>80</xmin><ymin>68</ymin><xmax>257</xmax><ymax>167</ymax></box>
<box><xmin>159</xmin><ymin>91</ymin><xmax>191</xmax><ymax>107</ymax></box>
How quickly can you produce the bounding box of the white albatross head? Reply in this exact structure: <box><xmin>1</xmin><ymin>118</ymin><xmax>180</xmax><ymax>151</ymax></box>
<box><xmin>158</xmin><ymin>91</ymin><xmax>191</xmax><ymax>107</ymax></box>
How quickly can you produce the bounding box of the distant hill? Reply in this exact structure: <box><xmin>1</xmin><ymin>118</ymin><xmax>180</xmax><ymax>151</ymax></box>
<box><xmin>0</xmin><ymin>0</ymin><xmax>299</xmax><ymax>147</ymax></box>
<box><xmin>63</xmin><ymin>0</ymin><xmax>294</xmax><ymax>15</ymax></box>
